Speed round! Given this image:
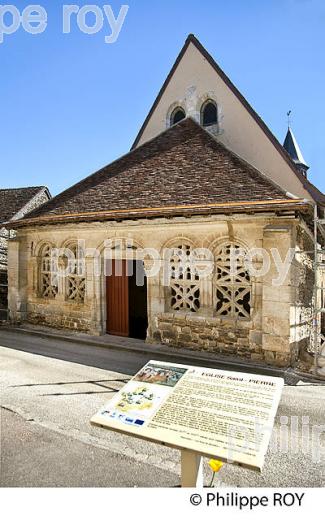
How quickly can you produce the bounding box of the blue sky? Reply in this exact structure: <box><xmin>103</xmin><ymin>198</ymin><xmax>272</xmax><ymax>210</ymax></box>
<box><xmin>0</xmin><ymin>0</ymin><xmax>324</xmax><ymax>196</ymax></box>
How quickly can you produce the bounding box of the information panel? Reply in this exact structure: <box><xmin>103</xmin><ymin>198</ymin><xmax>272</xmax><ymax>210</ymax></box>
<box><xmin>91</xmin><ymin>361</ymin><xmax>284</xmax><ymax>471</ymax></box>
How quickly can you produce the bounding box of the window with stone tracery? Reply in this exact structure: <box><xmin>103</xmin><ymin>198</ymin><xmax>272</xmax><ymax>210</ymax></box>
<box><xmin>214</xmin><ymin>243</ymin><xmax>251</xmax><ymax>319</ymax></box>
<box><xmin>65</xmin><ymin>243</ymin><xmax>86</xmax><ymax>303</ymax></box>
<box><xmin>169</xmin><ymin>244</ymin><xmax>200</xmax><ymax>312</ymax></box>
<box><xmin>39</xmin><ymin>244</ymin><xmax>58</xmax><ymax>299</ymax></box>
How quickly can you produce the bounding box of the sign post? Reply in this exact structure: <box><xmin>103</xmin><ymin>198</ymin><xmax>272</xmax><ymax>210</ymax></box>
<box><xmin>180</xmin><ymin>450</ymin><xmax>203</xmax><ymax>488</ymax></box>
<box><xmin>91</xmin><ymin>360</ymin><xmax>284</xmax><ymax>486</ymax></box>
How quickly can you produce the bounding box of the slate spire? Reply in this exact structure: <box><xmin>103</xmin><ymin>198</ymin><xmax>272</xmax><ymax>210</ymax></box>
<box><xmin>283</xmin><ymin>126</ymin><xmax>309</xmax><ymax>177</ymax></box>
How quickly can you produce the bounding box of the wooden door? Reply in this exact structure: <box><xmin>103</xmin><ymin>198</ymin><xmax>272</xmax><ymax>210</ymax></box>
<box><xmin>106</xmin><ymin>259</ymin><xmax>129</xmax><ymax>336</ymax></box>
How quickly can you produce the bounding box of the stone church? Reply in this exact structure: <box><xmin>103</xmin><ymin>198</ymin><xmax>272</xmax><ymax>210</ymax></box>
<box><xmin>6</xmin><ymin>35</ymin><xmax>325</xmax><ymax>368</ymax></box>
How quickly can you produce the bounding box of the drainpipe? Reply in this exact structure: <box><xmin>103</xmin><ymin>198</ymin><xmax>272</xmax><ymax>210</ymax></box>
<box><xmin>313</xmin><ymin>203</ymin><xmax>319</xmax><ymax>375</ymax></box>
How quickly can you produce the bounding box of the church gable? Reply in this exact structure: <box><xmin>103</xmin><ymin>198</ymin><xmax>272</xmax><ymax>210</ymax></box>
<box><xmin>133</xmin><ymin>35</ymin><xmax>321</xmax><ymax>204</ymax></box>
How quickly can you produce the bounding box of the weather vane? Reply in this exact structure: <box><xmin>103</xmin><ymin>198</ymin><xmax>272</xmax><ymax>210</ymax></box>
<box><xmin>287</xmin><ymin>110</ymin><xmax>292</xmax><ymax>128</ymax></box>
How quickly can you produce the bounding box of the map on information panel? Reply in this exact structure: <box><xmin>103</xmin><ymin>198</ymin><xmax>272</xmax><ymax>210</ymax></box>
<box><xmin>91</xmin><ymin>360</ymin><xmax>284</xmax><ymax>471</ymax></box>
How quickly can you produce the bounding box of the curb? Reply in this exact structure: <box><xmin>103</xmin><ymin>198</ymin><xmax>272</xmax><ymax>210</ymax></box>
<box><xmin>290</xmin><ymin>368</ymin><xmax>325</xmax><ymax>384</ymax></box>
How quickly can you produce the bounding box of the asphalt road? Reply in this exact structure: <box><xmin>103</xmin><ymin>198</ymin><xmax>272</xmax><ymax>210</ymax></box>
<box><xmin>1</xmin><ymin>408</ymin><xmax>179</xmax><ymax>487</ymax></box>
<box><xmin>1</xmin><ymin>331</ymin><xmax>325</xmax><ymax>487</ymax></box>
<box><xmin>0</xmin><ymin>329</ymin><xmax>151</xmax><ymax>376</ymax></box>
<box><xmin>0</xmin><ymin>328</ymin><xmax>290</xmax><ymax>378</ymax></box>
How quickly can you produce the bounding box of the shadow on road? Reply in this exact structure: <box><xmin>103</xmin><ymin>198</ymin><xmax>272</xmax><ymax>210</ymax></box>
<box><xmin>10</xmin><ymin>378</ymin><xmax>130</xmax><ymax>397</ymax></box>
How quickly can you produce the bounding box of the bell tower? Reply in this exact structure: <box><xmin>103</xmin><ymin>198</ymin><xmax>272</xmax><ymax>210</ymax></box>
<box><xmin>283</xmin><ymin>115</ymin><xmax>309</xmax><ymax>177</ymax></box>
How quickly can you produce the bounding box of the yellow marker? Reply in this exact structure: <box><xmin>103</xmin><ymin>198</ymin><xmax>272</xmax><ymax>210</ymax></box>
<box><xmin>209</xmin><ymin>459</ymin><xmax>224</xmax><ymax>473</ymax></box>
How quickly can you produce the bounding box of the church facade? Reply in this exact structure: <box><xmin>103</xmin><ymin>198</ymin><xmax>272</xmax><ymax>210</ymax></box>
<box><xmin>6</xmin><ymin>35</ymin><xmax>324</xmax><ymax>368</ymax></box>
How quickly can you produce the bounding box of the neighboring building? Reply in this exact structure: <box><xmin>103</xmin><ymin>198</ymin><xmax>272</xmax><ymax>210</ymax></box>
<box><xmin>0</xmin><ymin>186</ymin><xmax>51</xmax><ymax>319</ymax></box>
<box><xmin>5</xmin><ymin>35</ymin><xmax>325</xmax><ymax>368</ymax></box>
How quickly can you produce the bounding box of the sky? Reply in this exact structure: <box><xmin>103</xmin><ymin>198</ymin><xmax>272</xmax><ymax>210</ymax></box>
<box><xmin>0</xmin><ymin>0</ymin><xmax>324</xmax><ymax>196</ymax></box>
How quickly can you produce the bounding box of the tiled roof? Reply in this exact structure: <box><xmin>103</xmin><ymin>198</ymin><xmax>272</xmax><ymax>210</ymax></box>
<box><xmin>13</xmin><ymin>118</ymin><xmax>297</xmax><ymax>226</ymax></box>
<box><xmin>0</xmin><ymin>186</ymin><xmax>48</xmax><ymax>224</ymax></box>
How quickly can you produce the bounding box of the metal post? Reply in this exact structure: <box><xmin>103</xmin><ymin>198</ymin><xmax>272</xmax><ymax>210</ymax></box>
<box><xmin>180</xmin><ymin>450</ymin><xmax>203</xmax><ymax>488</ymax></box>
<box><xmin>314</xmin><ymin>204</ymin><xmax>319</xmax><ymax>375</ymax></box>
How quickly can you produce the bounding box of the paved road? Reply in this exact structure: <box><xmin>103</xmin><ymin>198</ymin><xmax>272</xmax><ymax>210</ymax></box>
<box><xmin>0</xmin><ymin>333</ymin><xmax>325</xmax><ymax>487</ymax></box>
<box><xmin>0</xmin><ymin>328</ymin><xmax>289</xmax><ymax>377</ymax></box>
<box><xmin>0</xmin><ymin>329</ymin><xmax>152</xmax><ymax>376</ymax></box>
<box><xmin>1</xmin><ymin>408</ymin><xmax>179</xmax><ymax>487</ymax></box>
<box><xmin>0</xmin><ymin>345</ymin><xmax>182</xmax><ymax>487</ymax></box>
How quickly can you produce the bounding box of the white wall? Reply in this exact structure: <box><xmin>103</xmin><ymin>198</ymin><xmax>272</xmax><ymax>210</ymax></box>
<box><xmin>136</xmin><ymin>42</ymin><xmax>311</xmax><ymax>201</ymax></box>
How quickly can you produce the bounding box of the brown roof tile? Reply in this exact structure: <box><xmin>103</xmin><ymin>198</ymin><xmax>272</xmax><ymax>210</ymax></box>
<box><xmin>14</xmin><ymin>118</ymin><xmax>296</xmax><ymax>227</ymax></box>
<box><xmin>0</xmin><ymin>186</ymin><xmax>48</xmax><ymax>224</ymax></box>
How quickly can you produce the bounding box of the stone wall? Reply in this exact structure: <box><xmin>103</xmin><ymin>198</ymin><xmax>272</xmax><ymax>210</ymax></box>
<box><xmin>7</xmin><ymin>212</ymin><xmax>312</xmax><ymax>367</ymax></box>
<box><xmin>0</xmin><ymin>227</ymin><xmax>9</xmax><ymax>271</ymax></box>
<box><xmin>2</xmin><ymin>189</ymin><xmax>50</xmax><ymax>323</ymax></box>
<box><xmin>1</xmin><ymin>189</ymin><xmax>49</xmax><ymax>271</ymax></box>
<box><xmin>152</xmin><ymin>313</ymin><xmax>264</xmax><ymax>361</ymax></box>
<box><xmin>290</xmin><ymin>223</ymin><xmax>314</xmax><ymax>356</ymax></box>
<box><xmin>0</xmin><ymin>270</ymin><xmax>8</xmax><ymax>320</ymax></box>
<box><xmin>259</xmin><ymin>224</ymin><xmax>295</xmax><ymax>368</ymax></box>
<box><xmin>26</xmin><ymin>301</ymin><xmax>94</xmax><ymax>333</ymax></box>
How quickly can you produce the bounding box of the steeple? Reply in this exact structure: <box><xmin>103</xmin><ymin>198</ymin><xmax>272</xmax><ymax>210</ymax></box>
<box><xmin>283</xmin><ymin>125</ymin><xmax>309</xmax><ymax>178</ymax></box>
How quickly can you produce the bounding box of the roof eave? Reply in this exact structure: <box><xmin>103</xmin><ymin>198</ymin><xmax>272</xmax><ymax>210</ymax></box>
<box><xmin>5</xmin><ymin>199</ymin><xmax>313</xmax><ymax>230</ymax></box>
